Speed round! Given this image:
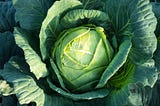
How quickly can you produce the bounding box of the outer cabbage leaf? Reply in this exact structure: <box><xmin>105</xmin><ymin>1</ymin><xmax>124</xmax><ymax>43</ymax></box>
<box><xmin>12</xmin><ymin>0</ymin><xmax>55</xmax><ymax>30</ymax></box>
<box><xmin>133</xmin><ymin>59</ymin><xmax>157</xmax><ymax>87</ymax></box>
<box><xmin>129</xmin><ymin>0</ymin><xmax>157</xmax><ymax>64</ymax></box>
<box><xmin>0</xmin><ymin>1</ymin><xmax>16</xmax><ymax>32</ymax></box>
<box><xmin>105</xmin><ymin>0</ymin><xmax>131</xmax><ymax>36</ymax></box>
<box><xmin>0</xmin><ymin>56</ymin><xmax>75</xmax><ymax>106</ymax></box>
<box><xmin>0</xmin><ymin>32</ymin><xmax>20</xmax><ymax>69</ymax></box>
<box><xmin>127</xmin><ymin>82</ymin><xmax>152</xmax><ymax>106</ymax></box>
<box><xmin>97</xmin><ymin>0</ymin><xmax>157</xmax><ymax>87</ymax></box>
<box><xmin>104</xmin><ymin>84</ymin><xmax>130</xmax><ymax>106</ymax></box>
<box><xmin>106</xmin><ymin>0</ymin><xmax>157</xmax><ymax>64</ymax></box>
<box><xmin>14</xmin><ymin>27</ymin><xmax>48</xmax><ymax>79</ymax></box>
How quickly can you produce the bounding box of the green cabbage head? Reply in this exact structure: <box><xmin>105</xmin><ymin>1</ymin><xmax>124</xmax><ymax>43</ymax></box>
<box><xmin>52</xmin><ymin>26</ymin><xmax>114</xmax><ymax>92</ymax></box>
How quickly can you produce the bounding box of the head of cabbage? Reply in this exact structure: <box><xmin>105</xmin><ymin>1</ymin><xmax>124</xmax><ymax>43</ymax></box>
<box><xmin>52</xmin><ymin>26</ymin><xmax>114</xmax><ymax>92</ymax></box>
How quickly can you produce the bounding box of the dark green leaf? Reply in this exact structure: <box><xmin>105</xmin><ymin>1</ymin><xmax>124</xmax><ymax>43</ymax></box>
<box><xmin>0</xmin><ymin>32</ymin><xmax>19</xmax><ymax>69</ymax></box>
<box><xmin>129</xmin><ymin>0</ymin><xmax>157</xmax><ymax>64</ymax></box>
<box><xmin>0</xmin><ymin>1</ymin><xmax>16</xmax><ymax>32</ymax></box>
<box><xmin>104</xmin><ymin>84</ymin><xmax>129</xmax><ymax>106</ymax></box>
<box><xmin>2</xmin><ymin>95</ymin><xmax>18</xmax><ymax>106</ymax></box>
<box><xmin>127</xmin><ymin>82</ymin><xmax>152</xmax><ymax>106</ymax></box>
<box><xmin>102</xmin><ymin>80</ymin><xmax>155</xmax><ymax>106</ymax></box>
<box><xmin>12</xmin><ymin>0</ymin><xmax>55</xmax><ymax>30</ymax></box>
<box><xmin>106</xmin><ymin>0</ymin><xmax>131</xmax><ymax>35</ymax></box>
<box><xmin>133</xmin><ymin>59</ymin><xmax>158</xmax><ymax>87</ymax></box>
<box><xmin>106</xmin><ymin>0</ymin><xmax>157</xmax><ymax>64</ymax></box>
